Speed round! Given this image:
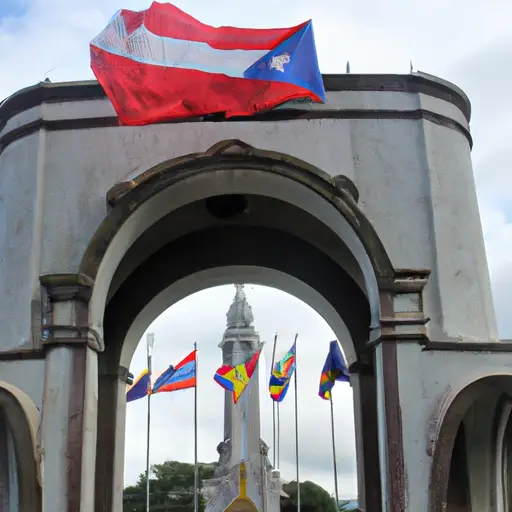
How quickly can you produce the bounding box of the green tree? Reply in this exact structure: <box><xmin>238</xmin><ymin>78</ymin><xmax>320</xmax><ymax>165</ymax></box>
<box><xmin>124</xmin><ymin>461</ymin><xmax>344</xmax><ymax>512</ymax></box>
<box><xmin>123</xmin><ymin>460</ymin><xmax>215</xmax><ymax>511</ymax></box>
<box><xmin>280</xmin><ymin>480</ymin><xmax>338</xmax><ymax>512</ymax></box>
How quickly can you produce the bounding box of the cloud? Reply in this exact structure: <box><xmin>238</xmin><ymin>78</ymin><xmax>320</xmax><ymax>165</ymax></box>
<box><xmin>2</xmin><ymin>0</ymin><xmax>512</xmax><ymax>501</ymax></box>
<box><xmin>480</xmin><ymin>204</ymin><xmax>512</xmax><ymax>338</ymax></box>
<box><xmin>0</xmin><ymin>0</ymin><xmax>510</xmax><ymax>99</ymax></box>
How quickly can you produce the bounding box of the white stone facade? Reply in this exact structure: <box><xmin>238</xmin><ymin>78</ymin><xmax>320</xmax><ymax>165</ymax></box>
<box><xmin>0</xmin><ymin>73</ymin><xmax>509</xmax><ymax>512</ymax></box>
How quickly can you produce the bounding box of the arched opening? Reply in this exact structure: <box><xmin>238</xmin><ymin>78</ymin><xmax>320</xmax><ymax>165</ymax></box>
<box><xmin>430</xmin><ymin>376</ymin><xmax>512</xmax><ymax>512</ymax></box>
<box><xmin>79</xmin><ymin>140</ymin><xmax>397</xmax><ymax>511</ymax></box>
<box><xmin>0</xmin><ymin>386</ymin><xmax>40</xmax><ymax>512</ymax></box>
<box><xmin>123</xmin><ymin>285</ymin><xmax>360</xmax><ymax>509</ymax></box>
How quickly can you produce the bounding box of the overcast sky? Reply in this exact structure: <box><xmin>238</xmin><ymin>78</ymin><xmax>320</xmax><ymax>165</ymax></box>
<box><xmin>1</xmin><ymin>0</ymin><xmax>512</xmax><ymax>501</ymax></box>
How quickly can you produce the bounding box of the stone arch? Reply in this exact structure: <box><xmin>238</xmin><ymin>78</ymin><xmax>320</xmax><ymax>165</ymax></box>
<box><xmin>429</xmin><ymin>375</ymin><xmax>512</xmax><ymax>511</ymax></box>
<box><xmin>0</xmin><ymin>382</ymin><xmax>41</xmax><ymax>512</ymax></box>
<box><xmin>80</xmin><ymin>139</ymin><xmax>396</xmax><ymax>350</ymax></box>
<box><xmin>76</xmin><ymin>140</ymin><xmax>405</xmax><ymax>511</ymax></box>
<box><xmin>494</xmin><ymin>395</ymin><xmax>512</xmax><ymax>511</ymax></box>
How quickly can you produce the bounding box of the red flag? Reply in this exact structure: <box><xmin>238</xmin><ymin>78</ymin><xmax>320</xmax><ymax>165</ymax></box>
<box><xmin>90</xmin><ymin>2</ymin><xmax>325</xmax><ymax>125</ymax></box>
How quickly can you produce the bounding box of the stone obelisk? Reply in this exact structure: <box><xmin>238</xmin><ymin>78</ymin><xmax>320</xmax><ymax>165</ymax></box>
<box><xmin>202</xmin><ymin>285</ymin><xmax>281</xmax><ymax>512</ymax></box>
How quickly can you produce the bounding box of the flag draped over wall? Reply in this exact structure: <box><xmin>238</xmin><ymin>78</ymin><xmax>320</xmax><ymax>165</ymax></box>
<box><xmin>318</xmin><ymin>340</ymin><xmax>349</xmax><ymax>400</ymax></box>
<box><xmin>214</xmin><ymin>350</ymin><xmax>261</xmax><ymax>403</ymax></box>
<box><xmin>126</xmin><ymin>368</ymin><xmax>151</xmax><ymax>403</ymax></box>
<box><xmin>90</xmin><ymin>2</ymin><xmax>325</xmax><ymax>125</ymax></box>
<box><xmin>269</xmin><ymin>341</ymin><xmax>296</xmax><ymax>402</ymax></box>
<box><xmin>152</xmin><ymin>349</ymin><xmax>197</xmax><ymax>394</ymax></box>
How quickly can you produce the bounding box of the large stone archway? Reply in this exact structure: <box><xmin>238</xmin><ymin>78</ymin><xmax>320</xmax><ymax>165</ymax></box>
<box><xmin>2</xmin><ymin>72</ymin><xmax>497</xmax><ymax>512</ymax></box>
<box><xmin>45</xmin><ymin>139</ymin><xmax>428</xmax><ymax>512</ymax></box>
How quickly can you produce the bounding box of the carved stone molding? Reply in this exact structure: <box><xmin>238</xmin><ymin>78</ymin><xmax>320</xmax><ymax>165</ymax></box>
<box><xmin>39</xmin><ymin>273</ymin><xmax>104</xmax><ymax>352</ymax></box>
<box><xmin>333</xmin><ymin>174</ymin><xmax>360</xmax><ymax>203</ymax></box>
<box><xmin>379</xmin><ymin>268</ymin><xmax>431</xmax><ymax>342</ymax></box>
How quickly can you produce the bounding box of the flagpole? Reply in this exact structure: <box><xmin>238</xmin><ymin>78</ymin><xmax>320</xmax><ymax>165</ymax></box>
<box><xmin>293</xmin><ymin>333</ymin><xmax>300</xmax><ymax>512</ymax></box>
<box><xmin>270</xmin><ymin>333</ymin><xmax>278</xmax><ymax>468</ymax></box>
<box><xmin>193</xmin><ymin>342</ymin><xmax>199</xmax><ymax>512</ymax></box>
<box><xmin>277</xmin><ymin>402</ymin><xmax>280</xmax><ymax>469</ymax></box>
<box><xmin>330</xmin><ymin>395</ymin><xmax>339</xmax><ymax>507</ymax></box>
<box><xmin>145</xmin><ymin>333</ymin><xmax>155</xmax><ymax>512</ymax></box>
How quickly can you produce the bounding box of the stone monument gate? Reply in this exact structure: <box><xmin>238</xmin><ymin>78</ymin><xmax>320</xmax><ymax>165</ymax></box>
<box><xmin>1</xmin><ymin>73</ymin><xmax>512</xmax><ymax>512</ymax></box>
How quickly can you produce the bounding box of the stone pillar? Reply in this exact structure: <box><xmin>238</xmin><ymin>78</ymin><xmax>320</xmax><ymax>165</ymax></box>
<box><xmin>378</xmin><ymin>270</ymin><xmax>430</xmax><ymax>512</ymax></box>
<box><xmin>39</xmin><ymin>274</ymin><xmax>102</xmax><ymax>512</ymax></box>
<box><xmin>95</xmin><ymin>363</ymin><xmax>129</xmax><ymax>512</ymax></box>
<box><xmin>351</xmin><ymin>368</ymin><xmax>381</xmax><ymax>512</ymax></box>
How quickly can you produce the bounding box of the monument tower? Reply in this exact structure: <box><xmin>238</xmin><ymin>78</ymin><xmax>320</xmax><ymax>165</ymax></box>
<box><xmin>202</xmin><ymin>285</ymin><xmax>281</xmax><ymax>512</ymax></box>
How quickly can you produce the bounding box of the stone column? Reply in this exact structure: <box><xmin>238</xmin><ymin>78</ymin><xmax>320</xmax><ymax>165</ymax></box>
<box><xmin>351</xmin><ymin>367</ymin><xmax>381</xmax><ymax>512</ymax></box>
<box><xmin>378</xmin><ymin>270</ymin><xmax>430</xmax><ymax>512</ymax></box>
<box><xmin>95</xmin><ymin>362</ymin><xmax>130</xmax><ymax>512</ymax></box>
<box><xmin>220</xmin><ymin>340</ymin><xmax>233</xmax><ymax>441</ymax></box>
<box><xmin>39</xmin><ymin>274</ymin><xmax>102</xmax><ymax>512</ymax></box>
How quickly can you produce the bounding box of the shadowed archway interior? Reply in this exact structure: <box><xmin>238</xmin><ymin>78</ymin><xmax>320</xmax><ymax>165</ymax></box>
<box><xmin>0</xmin><ymin>388</ymin><xmax>40</xmax><ymax>512</ymax></box>
<box><xmin>429</xmin><ymin>376</ymin><xmax>512</xmax><ymax>512</ymax></box>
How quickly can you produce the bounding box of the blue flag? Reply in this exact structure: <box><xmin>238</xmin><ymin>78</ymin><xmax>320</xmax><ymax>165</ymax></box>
<box><xmin>318</xmin><ymin>340</ymin><xmax>349</xmax><ymax>400</ymax></box>
<box><xmin>126</xmin><ymin>368</ymin><xmax>151</xmax><ymax>403</ymax></box>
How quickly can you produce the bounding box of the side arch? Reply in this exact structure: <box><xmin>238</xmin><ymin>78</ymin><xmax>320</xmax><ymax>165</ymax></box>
<box><xmin>0</xmin><ymin>382</ymin><xmax>41</xmax><ymax>512</ymax></box>
<box><xmin>429</xmin><ymin>375</ymin><xmax>512</xmax><ymax>511</ymax></box>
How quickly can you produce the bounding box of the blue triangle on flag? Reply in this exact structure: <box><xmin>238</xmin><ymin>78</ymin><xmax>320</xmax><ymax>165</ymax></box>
<box><xmin>243</xmin><ymin>21</ymin><xmax>326</xmax><ymax>102</ymax></box>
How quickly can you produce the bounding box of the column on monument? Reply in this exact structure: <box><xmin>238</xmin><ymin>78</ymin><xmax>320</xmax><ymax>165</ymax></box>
<box><xmin>221</xmin><ymin>339</ymin><xmax>233</xmax><ymax>441</ymax></box>
<box><xmin>226</xmin><ymin>336</ymin><xmax>243</xmax><ymax>464</ymax></box>
<box><xmin>244</xmin><ymin>350</ymin><xmax>262</xmax><ymax>464</ymax></box>
<box><xmin>224</xmin><ymin>390</ymin><xmax>233</xmax><ymax>441</ymax></box>
<box><xmin>39</xmin><ymin>274</ymin><xmax>101</xmax><ymax>512</ymax></box>
<box><xmin>228</xmin><ymin>336</ymin><xmax>262</xmax><ymax>468</ymax></box>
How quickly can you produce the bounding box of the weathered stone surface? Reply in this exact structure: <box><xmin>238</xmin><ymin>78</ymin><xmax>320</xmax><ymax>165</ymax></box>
<box><xmin>0</xmin><ymin>74</ymin><xmax>509</xmax><ymax>512</ymax></box>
